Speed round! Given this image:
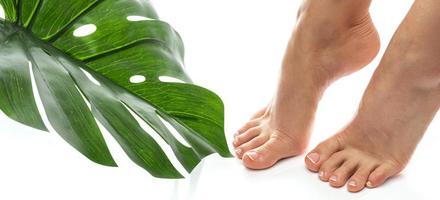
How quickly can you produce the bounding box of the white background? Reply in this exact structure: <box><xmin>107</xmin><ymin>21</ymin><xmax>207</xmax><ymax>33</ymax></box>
<box><xmin>1</xmin><ymin>0</ymin><xmax>439</xmax><ymax>199</ymax></box>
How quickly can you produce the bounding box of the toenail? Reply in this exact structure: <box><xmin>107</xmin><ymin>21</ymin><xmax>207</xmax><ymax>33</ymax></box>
<box><xmin>307</xmin><ymin>152</ymin><xmax>320</xmax><ymax>164</ymax></box>
<box><xmin>366</xmin><ymin>181</ymin><xmax>373</xmax><ymax>188</ymax></box>
<box><xmin>318</xmin><ymin>171</ymin><xmax>324</xmax><ymax>178</ymax></box>
<box><xmin>330</xmin><ymin>175</ymin><xmax>338</xmax><ymax>182</ymax></box>
<box><xmin>348</xmin><ymin>180</ymin><xmax>357</xmax><ymax>187</ymax></box>
<box><xmin>235</xmin><ymin>148</ymin><xmax>242</xmax><ymax>155</ymax></box>
<box><xmin>234</xmin><ymin>132</ymin><xmax>240</xmax><ymax>137</ymax></box>
<box><xmin>233</xmin><ymin>138</ymin><xmax>239</xmax><ymax>145</ymax></box>
<box><xmin>246</xmin><ymin>151</ymin><xmax>259</xmax><ymax>161</ymax></box>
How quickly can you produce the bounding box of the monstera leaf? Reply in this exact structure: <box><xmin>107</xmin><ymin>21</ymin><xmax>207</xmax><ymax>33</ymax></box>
<box><xmin>0</xmin><ymin>0</ymin><xmax>231</xmax><ymax>178</ymax></box>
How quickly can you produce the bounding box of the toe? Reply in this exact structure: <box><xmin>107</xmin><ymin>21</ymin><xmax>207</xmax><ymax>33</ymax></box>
<box><xmin>317</xmin><ymin>151</ymin><xmax>345</xmax><ymax>181</ymax></box>
<box><xmin>305</xmin><ymin>136</ymin><xmax>342</xmax><ymax>172</ymax></box>
<box><xmin>242</xmin><ymin>139</ymin><xmax>278</xmax><ymax>169</ymax></box>
<box><xmin>250</xmin><ymin>107</ymin><xmax>267</xmax><ymax>120</ymax></box>
<box><xmin>367</xmin><ymin>163</ymin><xmax>400</xmax><ymax>188</ymax></box>
<box><xmin>235</xmin><ymin>119</ymin><xmax>260</xmax><ymax>136</ymax></box>
<box><xmin>347</xmin><ymin>164</ymin><xmax>377</xmax><ymax>193</ymax></box>
<box><xmin>329</xmin><ymin>160</ymin><xmax>358</xmax><ymax>188</ymax></box>
<box><xmin>242</xmin><ymin>136</ymin><xmax>292</xmax><ymax>169</ymax></box>
<box><xmin>233</xmin><ymin>126</ymin><xmax>261</xmax><ymax>147</ymax></box>
<box><xmin>235</xmin><ymin>135</ymin><xmax>269</xmax><ymax>159</ymax></box>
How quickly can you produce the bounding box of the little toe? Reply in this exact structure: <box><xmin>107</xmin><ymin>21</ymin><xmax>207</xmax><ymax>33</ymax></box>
<box><xmin>367</xmin><ymin>163</ymin><xmax>400</xmax><ymax>188</ymax></box>
<box><xmin>318</xmin><ymin>151</ymin><xmax>346</xmax><ymax>181</ymax></box>
<box><xmin>235</xmin><ymin>135</ymin><xmax>269</xmax><ymax>159</ymax></box>
<box><xmin>305</xmin><ymin>137</ymin><xmax>342</xmax><ymax>172</ymax></box>
<box><xmin>233</xmin><ymin>126</ymin><xmax>261</xmax><ymax>147</ymax></box>
<box><xmin>329</xmin><ymin>160</ymin><xmax>358</xmax><ymax>188</ymax></box>
<box><xmin>347</xmin><ymin>165</ymin><xmax>377</xmax><ymax>193</ymax></box>
<box><xmin>242</xmin><ymin>137</ymin><xmax>289</xmax><ymax>169</ymax></box>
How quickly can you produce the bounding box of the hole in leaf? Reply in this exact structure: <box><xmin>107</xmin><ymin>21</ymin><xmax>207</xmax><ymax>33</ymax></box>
<box><xmin>129</xmin><ymin>75</ymin><xmax>146</xmax><ymax>83</ymax></box>
<box><xmin>122</xmin><ymin>103</ymin><xmax>189</xmax><ymax>177</ymax></box>
<box><xmin>126</xmin><ymin>15</ymin><xmax>155</xmax><ymax>21</ymax></box>
<box><xmin>80</xmin><ymin>68</ymin><xmax>101</xmax><ymax>86</ymax></box>
<box><xmin>157</xmin><ymin>114</ymin><xmax>191</xmax><ymax>148</ymax></box>
<box><xmin>159</xmin><ymin>76</ymin><xmax>185</xmax><ymax>83</ymax></box>
<box><xmin>73</xmin><ymin>24</ymin><xmax>97</xmax><ymax>37</ymax></box>
<box><xmin>74</xmin><ymin>84</ymin><xmax>91</xmax><ymax>109</ymax></box>
<box><xmin>28</xmin><ymin>61</ymin><xmax>56</xmax><ymax>133</ymax></box>
<box><xmin>0</xmin><ymin>4</ymin><xmax>5</xmax><ymax>20</ymax></box>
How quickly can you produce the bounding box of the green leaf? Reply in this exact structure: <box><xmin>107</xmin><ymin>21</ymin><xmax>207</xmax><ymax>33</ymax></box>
<box><xmin>0</xmin><ymin>0</ymin><xmax>231</xmax><ymax>178</ymax></box>
<box><xmin>0</xmin><ymin>0</ymin><xmax>17</xmax><ymax>23</ymax></box>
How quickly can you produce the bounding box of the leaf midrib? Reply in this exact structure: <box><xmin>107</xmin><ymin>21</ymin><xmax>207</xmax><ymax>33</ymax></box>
<box><xmin>16</xmin><ymin>22</ymin><xmax>224</xmax><ymax>145</ymax></box>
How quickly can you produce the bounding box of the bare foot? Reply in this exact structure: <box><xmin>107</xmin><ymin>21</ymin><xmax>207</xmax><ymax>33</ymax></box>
<box><xmin>233</xmin><ymin>0</ymin><xmax>380</xmax><ymax>169</ymax></box>
<box><xmin>305</xmin><ymin>0</ymin><xmax>440</xmax><ymax>192</ymax></box>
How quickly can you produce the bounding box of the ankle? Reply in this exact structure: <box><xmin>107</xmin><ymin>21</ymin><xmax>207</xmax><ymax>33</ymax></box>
<box><xmin>294</xmin><ymin>0</ymin><xmax>375</xmax><ymax>48</ymax></box>
<box><xmin>280</xmin><ymin>58</ymin><xmax>332</xmax><ymax>94</ymax></box>
<box><xmin>382</xmin><ymin>52</ymin><xmax>440</xmax><ymax>92</ymax></box>
<box><xmin>299</xmin><ymin>0</ymin><xmax>372</xmax><ymax>27</ymax></box>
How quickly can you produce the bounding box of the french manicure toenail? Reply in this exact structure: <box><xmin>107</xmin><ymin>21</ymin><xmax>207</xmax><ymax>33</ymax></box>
<box><xmin>366</xmin><ymin>181</ymin><xmax>373</xmax><ymax>188</ymax></box>
<box><xmin>235</xmin><ymin>149</ymin><xmax>242</xmax><ymax>155</ymax></box>
<box><xmin>330</xmin><ymin>175</ymin><xmax>337</xmax><ymax>182</ymax></box>
<box><xmin>319</xmin><ymin>171</ymin><xmax>324</xmax><ymax>177</ymax></box>
<box><xmin>246</xmin><ymin>151</ymin><xmax>259</xmax><ymax>161</ymax></box>
<box><xmin>307</xmin><ymin>152</ymin><xmax>320</xmax><ymax>164</ymax></box>
<box><xmin>348</xmin><ymin>180</ymin><xmax>357</xmax><ymax>187</ymax></box>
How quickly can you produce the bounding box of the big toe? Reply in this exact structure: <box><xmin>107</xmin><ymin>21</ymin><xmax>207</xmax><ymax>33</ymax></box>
<box><xmin>305</xmin><ymin>136</ymin><xmax>342</xmax><ymax>172</ymax></box>
<box><xmin>235</xmin><ymin>135</ymin><xmax>269</xmax><ymax>159</ymax></box>
<box><xmin>243</xmin><ymin>135</ymin><xmax>299</xmax><ymax>169</ymax></box>
<box><xmin>242</xmin><ymin>142</ymin><xmax>280</xmax><ymax>169</ymax></box>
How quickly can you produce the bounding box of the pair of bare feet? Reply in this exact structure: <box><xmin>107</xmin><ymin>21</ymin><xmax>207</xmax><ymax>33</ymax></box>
<box><xmin>233</xmin><ymin>0</ymin><xmax>440</xmax><ymax>193</ymax></box>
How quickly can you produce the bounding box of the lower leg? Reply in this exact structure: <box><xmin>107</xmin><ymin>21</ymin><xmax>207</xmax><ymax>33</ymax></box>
<box><xmin>305</xmin><ymin>0</ymin><xmax>440</xmax><ymax>192</ymax></box>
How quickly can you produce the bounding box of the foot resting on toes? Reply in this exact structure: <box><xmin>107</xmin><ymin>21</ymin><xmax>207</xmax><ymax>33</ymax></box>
<box><xmin>306</xmin><ymin>0</ymin><xmax>440</xmax><ymax>192</ymax></box>
<box><xmin>233</xmin><ymin>0</ymin><xmax>380</xmax><ymax>169</ymax></box>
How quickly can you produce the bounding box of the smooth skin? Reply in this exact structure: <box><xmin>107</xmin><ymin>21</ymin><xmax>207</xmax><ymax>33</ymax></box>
<box><xmin>233</xmin><ymin>0</ymin><xmax>380</xmax><ymax>168</ymax></box>
<box><xmin>234</xmin><ymin>0</ymin><xmax>440</xmax><ymax>193</ymax></box>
